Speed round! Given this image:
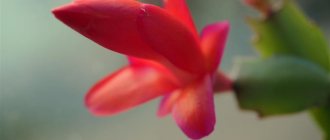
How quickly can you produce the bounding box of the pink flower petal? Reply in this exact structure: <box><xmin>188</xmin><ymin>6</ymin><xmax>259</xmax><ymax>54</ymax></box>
<box><xmin>85</xmin><ymin>64</ymin><xmax>178</xmax><ymax>116</ymax></box>
<box><xmin>172</xmin><ymin>77</ymin><xmax>216</xmax><ymax>139</ymax></box>
<box><xmin>163</xmin><ymin>0</ymin><xmax>198</xmax><ymax>37</ymax></box>
<box><xmin>52</xmin><ymin>0</ymin><xmax>159</xmax><ymax>59</ymax></box>
<box><xmin>200</xmin><ymin>21</ymin><xmax>230</xmax><ymax>73</ymax></box>
<box><xmin>157</xmin><ymin>90</ymin><xmax>181</xmax><ymax>117</ymax></box>
<box><xmin>127</xmin><ymin>56</ymin><xmax>184</xmax><ymax>86</ymax></box>
<box><xmin>138</xmin><ymin>4</ymin><xmax>206</xmax><ymax>74</ymax></box>
<box><xmin>128</xmin><ymin>56</ymin><xmax>199</xmax><ymax>86</ymax></box>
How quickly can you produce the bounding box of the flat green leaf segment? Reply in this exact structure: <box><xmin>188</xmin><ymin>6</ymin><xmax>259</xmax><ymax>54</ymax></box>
<box><xmin>242</xmin><ymin>0</ymin><xmax>330</xmax><ymax>138</ymax></box>
<box><xmin>247</xmin><ymin>0</ymin><xmax>330</xmax><ymax>71</ymax></box>
<box><xmin>235</xmin><ymin>56</ymin><xmax>330</xmax><ymax>117</ymax></box>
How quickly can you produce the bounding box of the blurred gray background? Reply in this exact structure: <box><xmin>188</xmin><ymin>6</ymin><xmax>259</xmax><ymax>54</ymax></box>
<box><xmin>1</xmin><ymin>0</ymin><xmax>329</xmax><ymax>140</ymax></box>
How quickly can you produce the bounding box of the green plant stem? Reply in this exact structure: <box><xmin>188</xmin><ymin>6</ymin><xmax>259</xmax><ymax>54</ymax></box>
<box><xmin>310</xmin><ymin>102</ymin><xmax>330</xmax><ymax>140</ymax></box>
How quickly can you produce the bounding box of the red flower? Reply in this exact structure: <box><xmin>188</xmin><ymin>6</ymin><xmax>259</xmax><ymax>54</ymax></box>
<box><xmin>53</xmin><ymin>0</ymin><xmax>231</xmax><ymax>139</ymax></box>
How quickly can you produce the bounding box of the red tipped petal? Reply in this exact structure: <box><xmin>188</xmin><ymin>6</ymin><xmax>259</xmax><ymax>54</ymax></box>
<box><xmin>213</xmin><ymin>71</ymin><xmax>233</xmax><ymax>93</ymax></box>
<box><xmin>201</xmin><ymin>21</ymin><xmax>230</xmax><ymax>72</ymax></box>
<box><xmin>138</xmin><ymin>4</ymin><xmax>206</xmax><ymax>74</ymax></box>
<box><xmin>52</xmin><ymin>0</ymin><xmax>158</xmax><ymax>58</ymax></box>
<box><xmin>157</xmin><ymin>90</ymin><xmax>181</xmax><ymax>117</ymax></box>
<box><xmin>172</xmin><ymin>77</ymin><xmax>216</xmax><ymax>139</ymax></box>
<box><xmin>85</xmin><ymin>64</ymin><xmax>178</xmax><ymax>116</ymax></box>
<box><xmin>163</xmin><ymin>0</ymin><xmax>198</xmax><ymax>37</ymax></box>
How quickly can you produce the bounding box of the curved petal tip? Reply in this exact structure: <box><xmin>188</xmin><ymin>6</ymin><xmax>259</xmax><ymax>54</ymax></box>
<box><xmin>172</xmin><ymin>78</ymin><xmax>216</xmax><ymax>139</ymax></box>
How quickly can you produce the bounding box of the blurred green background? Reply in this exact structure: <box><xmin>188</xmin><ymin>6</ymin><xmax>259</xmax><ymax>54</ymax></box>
<box><xmin>1</xmin><ymin>0</ymin><xmax>329</xmax><ymax>140</ymax></box>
